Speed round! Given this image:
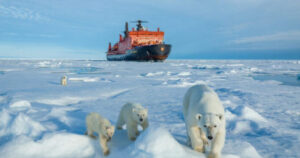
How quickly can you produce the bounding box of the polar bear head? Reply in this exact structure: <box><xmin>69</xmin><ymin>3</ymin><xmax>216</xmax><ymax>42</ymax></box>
<box><xmin>196</xmin><ymin>113</ymin><xmax>223</xmax><ymax>140</ymax></box>
<box><xmin>132</xmin><ymin>108</ymin><xmax>148</xmax><ymax>124</ymax></box>
<box><xmin>102</xmin><ymin>125</ymin><xmax>115</xmax><ymax>141</ymax></box>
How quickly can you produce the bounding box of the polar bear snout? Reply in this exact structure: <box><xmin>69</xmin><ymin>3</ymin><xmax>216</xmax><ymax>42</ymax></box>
<box><xmin>107</xmin><ymin>136</ymin><xmax>112</xmax><ymax>141</ymax></box>
<box><xmin>205</xmin><ymin>126</ymin><xmax>214</xmax><ymax>140</ymax></box>
<box><xmin>135</xmin><ymin>110</ymin><xmax>148</xmax><ymax>124</ymax></box>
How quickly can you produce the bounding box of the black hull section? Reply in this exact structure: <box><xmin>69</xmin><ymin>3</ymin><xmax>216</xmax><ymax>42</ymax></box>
<box><xmin>107</xmin><ymin>44</ymin><xmax>171</xmax><ymax>61</ymax></box>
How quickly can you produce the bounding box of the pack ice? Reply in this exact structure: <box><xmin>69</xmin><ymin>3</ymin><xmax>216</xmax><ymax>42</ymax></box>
<box><xmin>0</xmin><ymin>60</ymin><xmax>299</xmax><ymax>158</ymax></box>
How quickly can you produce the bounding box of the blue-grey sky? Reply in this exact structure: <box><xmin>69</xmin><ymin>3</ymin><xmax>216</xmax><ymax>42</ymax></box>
<box><xmin>0</xmin><ymin>0</ymin><xmax>300</xmax><ymax>59</ymax></box>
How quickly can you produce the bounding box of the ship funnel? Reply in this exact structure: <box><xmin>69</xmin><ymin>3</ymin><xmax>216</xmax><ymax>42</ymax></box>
<box><xmin>119</xmin><ymin>34</ymin><xmax>123</xmax><ymax>41</ymax></box>
<box><xmin>108</xmin><ymin>42</ymin><xmax>111</xmax><ymax>51</ymax></box>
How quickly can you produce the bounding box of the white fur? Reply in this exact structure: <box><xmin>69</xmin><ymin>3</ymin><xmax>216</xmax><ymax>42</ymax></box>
<box><xmin>116</xmin><ymin>102</ymin><xmax>149</xmax><ymax>141</ymax></box>
<box><xmin>85</xmin><ymin>112</ymin><xmax>115</xmax><ymax>156</ymax></box>
<box><xmin>183</xmin><ymin>84</ymin><xmax>226</xmax><ymax>158</ymax></box>
<box><xmin>61</xmin><ymin>76</ymin><xmax>67</xmax><ymax>86</ymax></box>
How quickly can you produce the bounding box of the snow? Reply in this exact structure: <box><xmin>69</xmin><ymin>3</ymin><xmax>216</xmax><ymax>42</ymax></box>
<box><xmin>224</xmin><ymin>140</ymin><xmax>262</xmax><ymax>158</ymax></box>
<box><xmin>177</xmin><ymin>71</ymin><xmax>191</xmax><ymax>76</ymax></box>
<box><xmin>109</xmin><ymin>127</ymin><xmax>203</xmax><ymax>158</ymax></box>
<box><xmin>0</xmin><ymin>133</ymin><xmax>95</xmax><ymax>158</ymax></box>
<box><xmin>242</xmin><ymin>106</ymin><xmax>267</xmax><ymax>123</ymax></box>
<box><xmin>9</xmin><ymin>113</ymin><xmax>46</xmax><ymax>137</ymax></box>
<box><xmin>9</xmin><ymin>100</ymin><xmax>31</xmax><ymax>109</ymax></box>
<box><xmin>128</xmin><ymin>127</ymin><xmax>201</xmax><ymax>158</ymax></box>
<box><xmin>0</xmin><ymin>110</ymin><xmax>46</xmax><ymax>137</ymax></box>
<box><xmin>0</xmin><ymin>109</ymin><xmax>11</xmax><ymax>136</ymax></box>
<box><xmin>69</xmin><ymin>77</ymin><xmax>100</xmax><ymax>82</ymax></box>
<box><xmin>233</xmin><ymin>121</ymin><xmax>252</xmax><ymax>134</ymax></box>
<box><xmin>142</xmin><ymin>71</ymin><xmax>165</xmax><ymax>77</ymax></box>
<box><xmin>0</xmin><ymin>59</ymin><xmax>300</xmax><ymax>158</ymax></box>
<box><xmin>35</xmin><ymin>96</ymin><xmax>95</xmax><ymax>106</ymax></box>
<box><xmin>0</xmin><ymin>96</ymin><xmax>7</xmax><ymax>103</ymax></box>
<box><xmin>46</xmin><ymin>107</ymin><xmax>78</xmax><ymax>126</ymax></box>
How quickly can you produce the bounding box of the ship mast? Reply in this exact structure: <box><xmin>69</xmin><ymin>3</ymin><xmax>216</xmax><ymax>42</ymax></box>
<box><xmin>124</xmin><ymin>22</ymin><xmax>129</xmax><ymax>38</ymax></box>
<box><xmin>131</xmin><ymin>20</ymin><xmax>148</xmax><ymax>31</ymax></box>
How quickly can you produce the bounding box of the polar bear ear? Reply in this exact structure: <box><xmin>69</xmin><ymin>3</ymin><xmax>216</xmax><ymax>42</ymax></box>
<box><xmin>195</xmin><ymin>114</ymin><xmax>202</xmax><ymax>120</ymax></box>
<box><xmin>144</xmin><ymin>109</ymin><xmax>148</xmax><ymax>113</ymax></box>
<box><xmin>132</xmin><ymin>108</ymin><xmax>136</xmax><ymax>113</ymax></box>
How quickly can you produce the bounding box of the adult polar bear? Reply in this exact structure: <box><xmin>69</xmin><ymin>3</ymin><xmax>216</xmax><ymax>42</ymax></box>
<box><xmin>183</xmin><ymin>84</ymin><xmax>225</xmax><ymax>158</ymax></box>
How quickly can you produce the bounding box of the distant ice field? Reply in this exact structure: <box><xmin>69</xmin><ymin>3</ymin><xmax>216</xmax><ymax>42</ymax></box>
<box><xmin>0</xmin><ymin>60</ymin><xmax>299</xmax><ymax>158</ymax></box>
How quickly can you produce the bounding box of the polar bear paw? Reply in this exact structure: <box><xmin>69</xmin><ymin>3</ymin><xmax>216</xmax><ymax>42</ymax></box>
<box><xmin>203</xmin><ymin>138</ymin><xmax>209</xmax><ymax>146</ymax></box>
<box><xmin>103</xmin><ymin>149</ymin><xmax>110</xmax><ymax>156</ymax></box>
<box><xmin>194</xmin><ymin>145</ymin><xmax>205</xmax><ymax>153</ymax></box>
<box><xmin>130</xmin><ymin>137</ymin><xmax>136</xmax><ymax>141</ymax></box>
<box><xmin>208</xmin><ymin>152</ymin><xmax>220</xmax><ymax>158</ymax></box>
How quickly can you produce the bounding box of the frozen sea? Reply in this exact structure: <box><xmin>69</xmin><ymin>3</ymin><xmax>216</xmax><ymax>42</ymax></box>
<box><xmin>0</xmin><ymin>60</ymin><xmax>299</xmax><ymax>158</ymax></box>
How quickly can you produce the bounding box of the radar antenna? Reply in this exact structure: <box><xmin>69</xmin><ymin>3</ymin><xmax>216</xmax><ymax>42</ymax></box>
<box><xmin>130</xmin><ymin>20</ymin><xmax>148</xmax><ymax>31</ymax></box>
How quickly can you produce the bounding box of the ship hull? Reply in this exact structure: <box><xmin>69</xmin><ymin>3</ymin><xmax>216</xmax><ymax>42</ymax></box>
<box><xmin>107</xmin><ymin>44</ymin><xmax>171</xmax><ymax>61</ymax></box>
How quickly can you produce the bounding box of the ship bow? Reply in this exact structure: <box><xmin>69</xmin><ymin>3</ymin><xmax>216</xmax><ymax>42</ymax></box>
<box><xmin>144</xmin><ymin>44</ymin><xmax>171</xmax><ymax>61</ymax></box>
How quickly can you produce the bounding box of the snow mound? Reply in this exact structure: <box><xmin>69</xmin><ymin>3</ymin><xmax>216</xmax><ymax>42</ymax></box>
<box><xmin>69</xmin><ymin>77</ymin><xmax>99</xmax><ymax>82</ymax></box>
<box><xmin>0</xmin><ymin>96</ymin><xmax>7</xmax><ymax>104</ymax></box>
<box><xmin>0</xmin><ymin>133</ymin><xmax>95</xmax><ymax>158</ymax></box>
<box><xmin>226</xmin><ymin>106</ymin><xmax>269</xmax><ymax>135</ymax></box>
<box><xmin>285</xmin><ymin>110</ymin><xmax>300</xmax><ymax>116</ymax></box>
<box><xmin>114</xmin><ymin>127</ymin><xmax>203</xmax><ymax>158</ymax></box>
<box><xmin>192</xmin><ymin>65</ymin><xmax>220</xmax><ymax>70</ymax></box>
<box><xmin>9</xmin><ymin>100</ymin><xmax>31</xmax><ymax>110</ymax></box>
<box><xmin>225</xmin><ymin>140</ymin><xmax>262</xmax><ymax>158</ymax></box>
<box><xmin>0</xmin><ymin>109</ymin><xmax>11</xmax><ymax>136</ymax></box>
<box><xmin>134</xmin><ymin>127</ymin><xmax>185</xmax><ymax>156</ymax></box>
<box><xmin>177</xmin><ymin>71</ymin><xmax>191</xmax><ymax>76</ymax></box>
<box><xmin>35</xmin><ymin>96</ymin><xmax>94</xmax><ymax>106</ymax></box>
<box><xmin>142</xmin><ymin>71</ymin><xmax>164</xmax><ymax>77</ymax></box>
<box><xmin>248</xmin><ymin>67</ymin><xmax>262</xmax><ymax>73</ymax></box>
<box><xmin>242</xmin><ymin>106</ymin><xmax>267</xmax><ymax>123</ymax></box>
<box><xmin>46</xmin><ymin>107</ymin><xmax>78</xmax><ymax>125</ymax></box>
<box><xmin>233</xmin><ymin>121</ymin><xmax>252</xmax><ymax>134</ymax></box>
<box><xmin>35</xmin><ymin>61</ymin><xmax>62</xmax><ymax>68</ymax></box>
<box><xmin>0</xmin><ymin>111</ymin><xmax>46</xmax><ymax>137</ymax></box>
<box><xmin>10</xmin><ymin>113</ymin><xmax>46</xmax><ymax>137</ymax></box>
<box><xmin>225</xmin><ymin>110</ymin><xmax>237</xmax><ymax>121</ymax></box>
<box><xmin>165</xmin><ymin>79</ymin><xmax>206</xmax><ymax>88</ymax></box>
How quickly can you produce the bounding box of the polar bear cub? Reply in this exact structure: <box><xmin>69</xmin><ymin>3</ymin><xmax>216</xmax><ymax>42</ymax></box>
<box><xmin>183</xmin><ymin>84</ymin><xmax>226</xmax><ymax>158</ymax></box>
<box><xmin>86</xmin><ymin>112</ymin><xmax>115</xmax><ymax>156</ymax></box>
<box><xmin>117</xmin><ymin>102</ymin><xmax>149</xmax><ymax>141</ymax></box>
<box><xmin>61</xmin><ymin>76</ymin><xmax>67</xmax><ymax>86</ymax></box>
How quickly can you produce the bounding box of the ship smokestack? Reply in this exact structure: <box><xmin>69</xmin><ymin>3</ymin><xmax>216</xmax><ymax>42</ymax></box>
<box><xmin>119</xmin><ymin>34</ymin><xmax>123</xmax><ymax>41</ymax></box>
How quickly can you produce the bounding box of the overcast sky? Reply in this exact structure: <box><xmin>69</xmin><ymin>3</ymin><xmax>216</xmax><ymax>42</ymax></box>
<box><xmin>0</xmin><ymin>0</ymin><xmax>300</xmax><ymax>59</ymax></box>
